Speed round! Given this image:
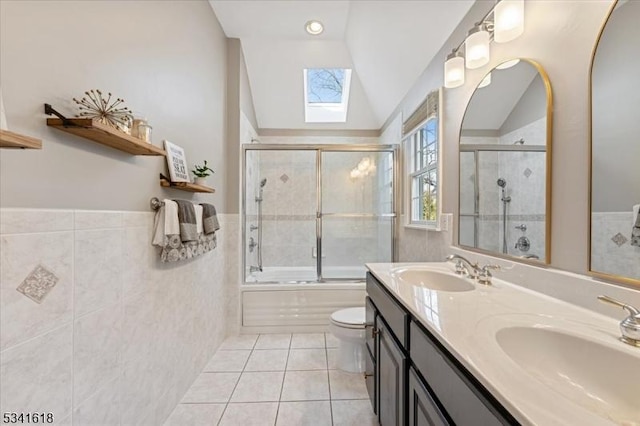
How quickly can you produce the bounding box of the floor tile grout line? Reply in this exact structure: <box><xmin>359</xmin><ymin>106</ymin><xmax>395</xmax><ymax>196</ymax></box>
<box><xmin>216</xmin><ymin>335</ymin><xmax>257</xmax><ymax>426</ymax></box>
<box><xmin>273</xmin><ymin>333</ymin><xmax>293</xmax><ymax>426</ymax></box>
<box><xmin>324</xmin><ymin>333</ymin><xmax>335</xmax><ymax>426</ymax></box>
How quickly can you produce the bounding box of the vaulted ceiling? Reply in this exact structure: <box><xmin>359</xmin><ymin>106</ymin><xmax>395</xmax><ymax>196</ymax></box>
<box><xmin>209</xmin><ymin>1</ymin><xmax>474</xmax><ymax>130</ymax></box>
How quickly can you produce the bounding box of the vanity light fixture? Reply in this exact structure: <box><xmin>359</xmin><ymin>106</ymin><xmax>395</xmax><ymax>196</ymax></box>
<box><xmin>305</xmin><ymin>20</ymin><xmax>324</xmax><ymax>35</ymax></box>
<box><xmin>494</xmin><ymin>0</ymin><xmax>525</xmax><ymax>43</ymax></box>
<box><xmin>465</xmin><ymin>23</ymin><xmax>491</xmax><ymax>69</ymax></box>
<box><xmin>444</xmin><ymin>50</ymin><xmax>465</xmax><ymax>88</ymax></box>
<box><xmin>443</xmin><ymin>0</ymin><xmax>525</xmax><ymax>89</ymax></box>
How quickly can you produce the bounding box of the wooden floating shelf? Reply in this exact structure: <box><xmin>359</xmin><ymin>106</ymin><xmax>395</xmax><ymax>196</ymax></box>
<box><xmin>0</xmin><ymin>129</ymin><xmax>42</xmax><ymax>149</ymax></box>
<box><xmin>160</xmin><ymin>176</ymin><xmax>215</xmax><ymax>193</ymax></box>
<box><xmin>46</xmin><ymin>118</ymin><xmax>166</xmax><ymax>156</ymax></box>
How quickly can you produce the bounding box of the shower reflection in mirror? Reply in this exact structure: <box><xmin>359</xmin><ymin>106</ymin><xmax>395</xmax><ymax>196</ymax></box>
<box><xmin>458</xmin><ymin>59</ymin><xmax>552</xmax><ymax>263</ymax></box>
<box><xmin>590</xmin><ymin>0</ymin><xmax>640</xmax><ymax>283</ymax></box>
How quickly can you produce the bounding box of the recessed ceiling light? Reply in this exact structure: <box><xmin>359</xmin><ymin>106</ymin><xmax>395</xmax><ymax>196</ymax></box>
<box><xmin>305</xmin><ymin>20</ymin><xmax>324</xmax><ymax>36</ymax></box>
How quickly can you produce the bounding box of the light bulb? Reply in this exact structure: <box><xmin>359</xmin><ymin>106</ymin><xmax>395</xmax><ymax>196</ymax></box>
<box><xmin>444</xmin><ymin>50</ymin><xmax>465</xmax><ymax>88</ymax></box>
<box><xmin>494</xmin><ymin>0</ymin><xmax>524</xmax><ymax>43</ymax></box>
<box><xmin>478</xmin><ymin>72</ymin><xmax>491</xmax><ymax>89</ymax></box>
<box><xmin>358</xmin><ymin>157</ymin><xmax>371</xmax><ymax>171</ymax></box>
<box><xmin>305</xmin><ymin>20</ymin><xmax>324</xmax><ymax>36</ymax></box>
<box><xmin>465</xmin><ymin>24</ymin><xmax>490</xmax><ymax>69</ymax></box>
<box><xmin>495</xmin><ymin>59</ymin><xmax>520</xmax><ymax>70</ymax></box>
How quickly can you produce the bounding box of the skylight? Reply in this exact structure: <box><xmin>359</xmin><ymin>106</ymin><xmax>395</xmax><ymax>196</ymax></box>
<box><xmin>304</xmin><ymin>68</ymin><xmax>352</xmax><ymax>123</ymax></box>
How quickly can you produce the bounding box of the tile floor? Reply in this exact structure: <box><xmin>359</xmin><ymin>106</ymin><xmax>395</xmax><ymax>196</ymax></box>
<box><xmin>165</xmin><ymin>333</ymin><xmax>378</xmax><ymax>426</ymax></box>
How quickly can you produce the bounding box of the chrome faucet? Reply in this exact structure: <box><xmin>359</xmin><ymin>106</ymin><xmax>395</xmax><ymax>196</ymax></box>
<box><xmin>597</xmin><ymin>295</ymin><xmax>640</xmax><ymax>347</ymax></box>
<box><xmin>249</xmin><ymin>265</ymin><xmax>262</xmax><ymax>273</ymax></box>
<box><xmin>445</xmin><ymin>254</ymin><xmax>480</xmax><ymax>278</ymax></box>
<box><xmin>477</xmin><ymin>264</ymin><xmax>501</xmax><ymax>285</ymax></box>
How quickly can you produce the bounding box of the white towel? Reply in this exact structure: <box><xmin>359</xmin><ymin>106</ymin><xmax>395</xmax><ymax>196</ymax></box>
<box><xmin>163</xmin><ymin>199</ymin><xmax>180</xmax><ymax>236</ymax></box>
<box><xmin>194</xmin><ymin>204</ymin><xmax>204</xmax><ymax>235</ymax></box>
<box><xmin>152</xmin><ymin>206</ymin><xmax>165</xmax><ymax>247</ymax></box>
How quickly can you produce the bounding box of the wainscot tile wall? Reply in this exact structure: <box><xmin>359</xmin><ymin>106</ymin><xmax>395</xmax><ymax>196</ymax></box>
<box><xmin>591</xmin><ymin>212</ymin><xmax>640</xmax><ymax>280</ymax></box>
<box><xmin>0</xmin><ymin>208</ymin><xmax>240</xmax><ymax>425</ymax></box>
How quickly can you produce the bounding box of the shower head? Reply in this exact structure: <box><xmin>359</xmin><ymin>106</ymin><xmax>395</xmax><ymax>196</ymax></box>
<box><xmin>497</xmin><ymin>178</ymin><xmax>507</xmax><ymax>188</ymax></box>
<box><xmin>260</xmin><ymin>178</ymin><xmax>267</xmax><ymax>188</ymax></box>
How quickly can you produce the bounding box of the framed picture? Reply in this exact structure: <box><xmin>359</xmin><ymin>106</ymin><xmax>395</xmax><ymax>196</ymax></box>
<box><xmin>164</xmin><ymin>140</ymin><xmax>190</xmax><ymax>182</ymax></box>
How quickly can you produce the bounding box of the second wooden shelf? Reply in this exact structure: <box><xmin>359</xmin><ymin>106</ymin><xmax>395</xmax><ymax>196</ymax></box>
<box><xmin>160</xmin><ymin>175</ymin><xmax>215</xmax><ymax>193</ymax></box>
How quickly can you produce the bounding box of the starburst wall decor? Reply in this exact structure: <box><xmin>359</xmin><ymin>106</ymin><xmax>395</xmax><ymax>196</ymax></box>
<box><xmin>72</xmin><ymin>89</ymin><xmax>133</xmax><ymax>131</ymax></box>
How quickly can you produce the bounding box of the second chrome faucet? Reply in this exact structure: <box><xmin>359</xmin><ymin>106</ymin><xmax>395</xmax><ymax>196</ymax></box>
<box><xmin>445</xmin><ymin>254</ymin><xmax>501</xmax><ymax>285</ymax></box>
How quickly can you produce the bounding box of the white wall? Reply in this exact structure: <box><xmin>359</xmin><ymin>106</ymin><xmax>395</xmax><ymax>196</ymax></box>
<box><xmin>384</xmin><ymin>0</ymin><xmax>614</xmax><ymax>275</ymax></box>
<box><xmin>0</xmin><ymin>0</ymin><xmax>228</xmax><ymax>212</ymax></box>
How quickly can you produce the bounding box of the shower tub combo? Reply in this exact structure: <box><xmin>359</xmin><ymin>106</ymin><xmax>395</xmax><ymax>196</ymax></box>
<box><xmin>241</xmin><ymin>144</ymin><xmax>398</xmax><ymax>333</ymax></box>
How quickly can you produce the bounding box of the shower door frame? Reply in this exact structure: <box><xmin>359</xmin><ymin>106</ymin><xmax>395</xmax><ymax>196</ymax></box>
<box><xmin>242</xmin><ymin>144</ymin><xmax>399</xmax><ymax>283</ymax></box>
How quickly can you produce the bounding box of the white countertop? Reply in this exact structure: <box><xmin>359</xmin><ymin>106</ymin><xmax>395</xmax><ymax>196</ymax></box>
<box><xmin>366</xmin><ymin>262</ymin><xmax>640</xmax><ymax>426</ymax></box>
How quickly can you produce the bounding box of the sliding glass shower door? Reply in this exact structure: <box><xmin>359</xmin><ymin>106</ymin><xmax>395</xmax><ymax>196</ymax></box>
<box><xmin>320</xmin><ymin>150</ymin><xmax>394</xmax><ymax>280</ymax></box>
<box><xmin>243</xmin><ymin>145</ymin><xmax>396</xmax><ymax>283</ymax></box>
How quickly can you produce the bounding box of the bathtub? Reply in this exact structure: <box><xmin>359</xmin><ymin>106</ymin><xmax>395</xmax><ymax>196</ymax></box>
<box><xmin>241</xmin><ymin>266</ymin><xmax>367</xmax><ymax>333</ymax></box>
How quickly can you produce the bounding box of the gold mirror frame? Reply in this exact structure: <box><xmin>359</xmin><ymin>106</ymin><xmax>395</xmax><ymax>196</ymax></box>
<box><xmin>456</xmin><ymin>58</ymin><xmax>553</xmax><ymax>265</ymax></box>
<box><xmin>588</xmin><ymin>0</ymin><xmax>640</xmax><ymax>287</ymax></box>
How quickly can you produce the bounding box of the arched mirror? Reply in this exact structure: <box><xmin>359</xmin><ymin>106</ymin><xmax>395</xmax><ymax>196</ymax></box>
<box><xmin>458</xmin><ymin>59</ymin><xmax>552</xmax><ymax>263</ymax></box>
<box><xmin>590</xmin><ymin>0</ymin><xmax>640</xmax><ymax>285</ymax></box>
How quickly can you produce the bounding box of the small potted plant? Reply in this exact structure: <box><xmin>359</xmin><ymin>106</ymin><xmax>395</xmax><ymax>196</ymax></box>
<box><xmin>192</xmin><ymin>160</ymin><xmax>215</xmax><ymax>185</ymax></box>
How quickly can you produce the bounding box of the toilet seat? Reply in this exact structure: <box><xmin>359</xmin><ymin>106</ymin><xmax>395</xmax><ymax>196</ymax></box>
<box><xmin>330</xmin><ymin>307</ymin><xmax>366</xmax><ymax>329</ymax></box>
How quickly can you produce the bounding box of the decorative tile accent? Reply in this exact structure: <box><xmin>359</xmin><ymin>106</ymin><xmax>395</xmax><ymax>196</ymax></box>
<box><xmin>16</xmin><ymin>264</ymin><xmax>59</xmax><ymax>304</ymax></box>
<box><xmin>523</xmin><ymin>168</ymin><xmax>533</xmax><ymax>178</ymax></box>
<box><xmin>611</xmin><ymin>233</ymin><xmax>628</xmax><ymax>247</ymax></box>
<box><xmin>280</xmin><ymin>173</ymin><xmax>289</xmax><ymax>183</ymax></box>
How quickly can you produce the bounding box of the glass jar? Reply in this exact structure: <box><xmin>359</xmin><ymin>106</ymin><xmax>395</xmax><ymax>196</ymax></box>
<box><xmin>132</xmin><ymin>117</ymin><xmax>152</xmax><ymax>143</ymax></box>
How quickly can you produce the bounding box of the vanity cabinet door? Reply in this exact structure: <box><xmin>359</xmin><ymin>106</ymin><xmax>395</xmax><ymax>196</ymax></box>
<box><xmin>365</xmin><ymin>345</ymin><xmax>376</xmax><ymax>414</ymax></box>
<box><xmin>365</xmin><ymin>296</ymin><xmax>377</xmax><ymax>358</ymax></box>
<box><xmin>408</xmin><ymin>367</ymin><xmax>449</xmax><ymax>426</ymax></box>
<box><xmin>378</xmin><ymin>318</ymin><xmax>407</xmax><ymax>426</ymax></box>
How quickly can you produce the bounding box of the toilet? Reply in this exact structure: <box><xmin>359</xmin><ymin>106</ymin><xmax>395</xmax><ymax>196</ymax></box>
<box><xmin>329</xmin><ymin>307</ymin><xmax>367</xmax><ymax>373</ymax></box>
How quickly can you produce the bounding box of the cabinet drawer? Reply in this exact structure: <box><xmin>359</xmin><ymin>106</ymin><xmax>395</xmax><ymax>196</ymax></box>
<box><xmin>410</xmin><ymin>321</ymin><xmax>515</xmax><ymax>426</ymax></box>
<box><xmin>366</xmin><ymin>272</ymin><xmax>409</xmax><ymax>348</ymax></box>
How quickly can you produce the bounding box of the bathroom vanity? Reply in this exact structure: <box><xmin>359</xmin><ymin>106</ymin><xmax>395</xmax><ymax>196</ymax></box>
<box><xmin>365</xmin><ymin>262</ymin><xmax>640</xmax><ymax>426</ymax></box>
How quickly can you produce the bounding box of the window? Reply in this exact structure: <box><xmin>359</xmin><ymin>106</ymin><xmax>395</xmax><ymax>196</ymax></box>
<box><xmin>303</xmin><ymin>68</ymin><xmax>352</xmax><ymax>123</ymax></box>
<box><xmin>403</xmin><ymin>89</ymin><xmax>440</xmax><ymax>228</ymax></box>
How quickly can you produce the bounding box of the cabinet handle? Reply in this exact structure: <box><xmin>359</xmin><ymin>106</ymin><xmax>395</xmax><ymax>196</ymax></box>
<box><xmin>364</xmin><ymin>372</ymin><xmax>374</xmax><ymax>378</ymax></box>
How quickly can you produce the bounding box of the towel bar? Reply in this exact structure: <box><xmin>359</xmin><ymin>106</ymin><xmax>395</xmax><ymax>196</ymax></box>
<box><xmin>150</xmin><ymin>197</ymin><xmax>164</xmax><ymax>210</ymax></box>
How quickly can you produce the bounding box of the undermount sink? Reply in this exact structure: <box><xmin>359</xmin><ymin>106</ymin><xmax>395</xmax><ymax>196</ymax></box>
<box><xmin>497</xmin><ymin>326</ymin><xmax>640</xmax><ymax>424</ymax></box>
<box><xmin>390</xmin><ymin>267</ymin><xmax>475</xmax><ymax>292</ymax></box>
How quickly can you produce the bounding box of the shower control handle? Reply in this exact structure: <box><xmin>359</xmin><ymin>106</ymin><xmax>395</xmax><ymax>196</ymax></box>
<box><xmin>515</xmin><ymin>224</ymin><xmax>527</xmax><ymax>232</ymax></box>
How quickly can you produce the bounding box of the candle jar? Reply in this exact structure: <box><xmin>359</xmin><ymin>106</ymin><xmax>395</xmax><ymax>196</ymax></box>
<box><xmin>132</xmin><ymin>117</ymin><xmax>152</xmax><ymax>143</ymax></box>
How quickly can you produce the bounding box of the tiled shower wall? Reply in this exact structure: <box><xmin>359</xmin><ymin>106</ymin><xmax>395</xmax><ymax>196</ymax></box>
<box><xmin>459</xmin><ymin>117</ymin><xmax>547</xmax><ymax>258</ymax></box>
<box><xmin>0</xmin><ymin>209</ymin><xmax>239</xmax><ymax>425</ymax></box>
<box><xmin>591</xmin><ymin>212</ymin><xmax>640</xmax><ymax>280</ymax></box>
